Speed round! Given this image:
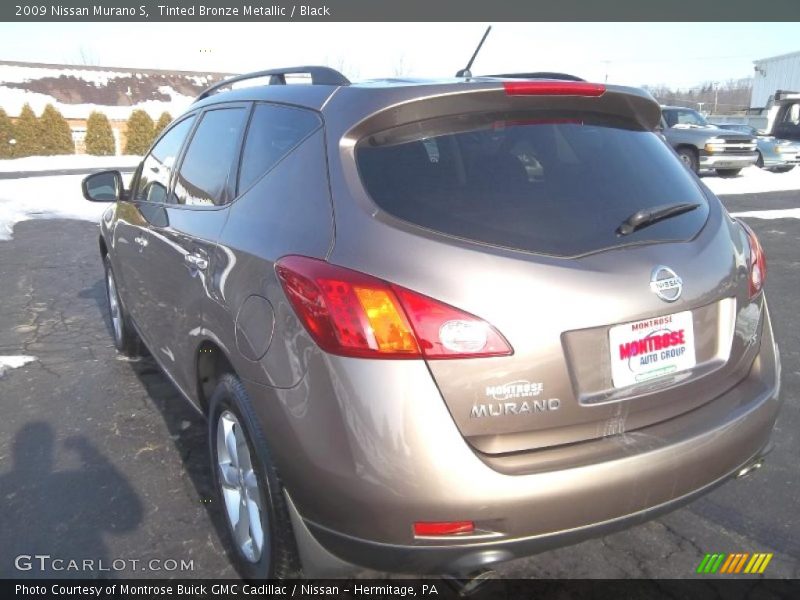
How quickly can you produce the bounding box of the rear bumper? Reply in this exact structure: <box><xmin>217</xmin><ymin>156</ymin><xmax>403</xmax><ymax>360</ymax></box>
<box><xmin>295</xmin><ymin>444</ymin><xmax>773</xmax><ymax>575</ymax></box>
<box><xmin>762</xmin><ymin>150</ymin><xmax>800</xmax><ymax>168</ymax></box>
<box><xmin>700</xmin><ymin>152</ymin><xmax>758</xmax><ymax>169</ymax></box>
<box><xmin>260</xmin><ymin>302</ymin><xmax>782</xmax><ymax>576</ymax></box>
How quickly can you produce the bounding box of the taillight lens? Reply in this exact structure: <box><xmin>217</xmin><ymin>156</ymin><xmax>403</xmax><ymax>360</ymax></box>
<box><xmin>740</xmin><ymin>221</ymin><xmax>766</xmax><ymax>298</ymax></box>
<box><xmin>503</xmin><ymin>81</ymin><xmax>606</xmax><ymax>97</ymax></box>
<box><xmin>275</xmin><ymin>256</ymin><xmax>513</xmax><ymax>360</ymax></box>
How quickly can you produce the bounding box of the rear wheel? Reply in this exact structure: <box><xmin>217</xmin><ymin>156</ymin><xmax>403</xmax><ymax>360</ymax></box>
<box><xmin>676</xmin><ymin>147</ymin><xmax>698</xmax><ymax>173</ymax></box>
<box><xmin>104</xmin><ymin>255</ymin><xmax>139</xmax><ymax>356</ymax></box>
<box><xmin>756</xmin><ymin>151</ymin><xmax>764</xmax><ymax>168</ymax></box>
<box><xmin>716</xmin><ymin>168</ymin><xmax>742</xmax><ymax>177</ymax></box>
<box><xmin>208</xmin><ymin>373</ymin><xmax>301</xmax><ymax>579</ymax></box>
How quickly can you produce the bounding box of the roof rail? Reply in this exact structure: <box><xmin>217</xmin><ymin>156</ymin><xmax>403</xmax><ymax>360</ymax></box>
<box><xmin>194</xmin><ymin>66</ymin><xmax>350</xmax><ymax>103</ymax></box>
<box><xmin>483</xmin><ymin>72</ymin><xmax>586</xmax><ymax>82</ymax></box>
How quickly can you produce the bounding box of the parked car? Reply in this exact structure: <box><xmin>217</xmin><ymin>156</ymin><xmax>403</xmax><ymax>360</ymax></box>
<box><xmin>659</xmin><ymin>106</ymin><xmax>758</xmax><ymax>176</ymax></box>
<box><xmin>83</xmin><ymin>68</ymin><xmax>782</xmax><ymax>580</ymax></box>
<box><xmin>712</xmin><ymin>123</ymin><xmax>799</xmax><ymax>172</ymax></box>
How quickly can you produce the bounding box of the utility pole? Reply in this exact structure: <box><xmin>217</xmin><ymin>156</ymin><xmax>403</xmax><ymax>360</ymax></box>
<box><xmin>713</xmin><ymin>82</ymin><xmax>720</xmax><ymax>115</ymax></box>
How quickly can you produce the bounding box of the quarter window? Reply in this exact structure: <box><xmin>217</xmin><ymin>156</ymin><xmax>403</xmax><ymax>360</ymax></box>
<box><xmin>173</xmin><ymin>108</ymin><xmax>248</xmax><ymax>206</ymax></box>
<box><xmin>134</xmin><ymin>117</ymin><xmax>194</xmax><ymax>203</ymax></box>
<box><xmin>238</xmin><ymin>104</ymin><xmax>321</xmax><ymax>192</ymax></box>
<box><xmin>788</xmin><ymin>103</ymin><xmax>800</xmax><ymax>126</ymax></box>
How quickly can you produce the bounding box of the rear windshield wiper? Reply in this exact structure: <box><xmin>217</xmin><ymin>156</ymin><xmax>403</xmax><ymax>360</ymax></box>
<box><xmin>617</xmin><ymin>202</ymin><xmax>701</xmax><ymax>236</ymax></box>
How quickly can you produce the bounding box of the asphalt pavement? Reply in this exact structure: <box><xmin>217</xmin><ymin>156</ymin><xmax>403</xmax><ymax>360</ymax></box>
<box><xmin>0</xmin><ymin>191</ymin><xmax>798</xmax><ymax>579</ymax></box>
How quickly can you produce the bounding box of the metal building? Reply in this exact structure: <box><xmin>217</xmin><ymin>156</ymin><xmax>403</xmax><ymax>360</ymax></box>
<box><xmin>751</xmin><ymin>50</ymin><xmax>800</xmax><ymax>109</ymax></box>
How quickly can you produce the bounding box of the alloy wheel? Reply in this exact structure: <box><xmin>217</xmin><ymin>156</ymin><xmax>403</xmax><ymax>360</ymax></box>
<box><xmin>216</xmin><ymin>410</ymin><xmax>266</xmax><ymax>563</ymax></box>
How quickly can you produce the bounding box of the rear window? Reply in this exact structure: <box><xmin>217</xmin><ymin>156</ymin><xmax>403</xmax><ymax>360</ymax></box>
<box><xmin>356</xmin><ymin>111</ymin><xmax>709</xmax><ymax>257</ymax></box>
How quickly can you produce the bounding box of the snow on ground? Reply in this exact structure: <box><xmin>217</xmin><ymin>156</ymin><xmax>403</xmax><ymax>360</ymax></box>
<box><xmin>730</xmin><ymin>208</ymin><xmax>800</xmax><ymax>219</ymax></box>
<box><xmin>0</xmin><ymin>355</ymin><xmax>37</xmax><ymax>377</ymax></box>
<box><xmin>702</xmin><ymin>165</ymin><xmax>800</xmax><ymax>196</ymax></box>
<box><xmin>0</xmin><ymin>154</ymin><xmax>141</xmax><ymax>173</ymax></box>
<box><xmin>0</xmin><ymin>174</ymin><xmax>119</xmax><ymax>241</ymax></box>
<box><xmin>0</xmin><ymin>64</ymin><xmax>146</xmax><ymax>86</ymax></box>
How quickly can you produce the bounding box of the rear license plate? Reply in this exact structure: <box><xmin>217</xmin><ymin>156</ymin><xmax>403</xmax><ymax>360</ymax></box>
<box><xmin>609</xmin><ymin>311</ymin><xmax>696</xmax><ymax>388</ymax></box>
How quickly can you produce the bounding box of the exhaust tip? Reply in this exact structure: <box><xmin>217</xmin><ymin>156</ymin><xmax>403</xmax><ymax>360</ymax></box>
<box><xmin>442</xmin><ymin>569</ymin><xmax>500</xmax><ymax>597</ymax></box>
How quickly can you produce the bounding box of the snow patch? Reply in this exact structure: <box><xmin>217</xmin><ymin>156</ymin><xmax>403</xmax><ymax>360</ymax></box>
<box><xmin>703</xmin><ymin>166</ymin><xmax>800</xmax><ymax>196</ymax></box>
<box><xmin>0</xmin><ymin>154</ymin><xmax>141</xmax><ymax>173</ymax></box>
<box><xmin>0</xmin><ymin>171</ymin><xmax>133</xmax><ymax>241</ymax></box>
<box><xmin>0</xmin><ymin>355</ymin><xmax>37</xmax><ymax>377</ymax></box>
<box><xmin>730</xmin><ymin>208</ymin><xmax>800</xmax><ymax>220</ymax></box>
<box><xmin>0</xmin><ymin>85</ymin><xmax>194</xmax><ymax>120</ymax></box>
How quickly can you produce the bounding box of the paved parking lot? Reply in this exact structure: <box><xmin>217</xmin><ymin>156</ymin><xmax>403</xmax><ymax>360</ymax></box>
<box><xmin>0</xmin><ymin>189</ymin><xmax>798</xmax><ymax>579</ymax></box>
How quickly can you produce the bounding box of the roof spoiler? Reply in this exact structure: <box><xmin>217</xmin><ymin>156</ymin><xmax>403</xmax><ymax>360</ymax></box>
<box><xmin>484</xmin><ymin>72</ymin><xmax>585</xmax><ymax>82</ymax></box>
<box><xmin>194</xmin><ymin>66</ymin><xmax>350</xmax><ymax>103</ymax></box>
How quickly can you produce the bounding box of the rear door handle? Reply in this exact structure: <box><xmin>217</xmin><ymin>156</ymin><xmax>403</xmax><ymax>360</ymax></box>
<box><xmin>184</xmin><ymin>253</ymin><xmax>208</xmax><ymax>270</ymax></box>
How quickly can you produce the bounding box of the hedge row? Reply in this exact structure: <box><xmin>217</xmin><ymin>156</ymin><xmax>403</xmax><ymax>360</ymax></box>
<box><xmin>0</xmin><ymin>103</ymin><xmax>173</xmax><ymax>158</ymax></box>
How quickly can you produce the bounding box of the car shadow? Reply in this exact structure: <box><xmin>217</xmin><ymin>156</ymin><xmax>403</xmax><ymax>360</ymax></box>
<box><xmin>0</xmin><ymin>422</ymin><xmax>144</xmax><ymax>578</ymax></box>
<box><xmin>78</xmin><ymin>278</ymin><xmax>113</xmax><ymax>339</ymax></box>
<box><xmin>125</xmin><ymin>355</ymin><xmax>240</xmax><ymax>575</ymax></box>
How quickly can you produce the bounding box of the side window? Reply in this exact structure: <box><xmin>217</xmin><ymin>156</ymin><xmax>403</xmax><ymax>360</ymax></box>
<box><xmin>788</xmin><ymin>103</ymin><xmax>800</xmax><ymax>126</ymax></box>
<box><xmin>172</xmin><ymin>108</ymin><xmax>248</xmax><ymax>206</ymax></box>
<box><xmin>238</xmin><ymin>104</ymin><xmax>321</xmax><ymax>192</ymax></box>
<box><xmin>134</xmin><ymin>117</ymin><xmax>194</xmax><ymax>203</ymax></box>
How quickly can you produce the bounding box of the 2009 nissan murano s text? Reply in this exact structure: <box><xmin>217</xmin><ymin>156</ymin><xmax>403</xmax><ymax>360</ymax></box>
<box><xmin>82</xmin><ymin>66</ymin><xmax>782</xmax><ymax>579</ymax></box>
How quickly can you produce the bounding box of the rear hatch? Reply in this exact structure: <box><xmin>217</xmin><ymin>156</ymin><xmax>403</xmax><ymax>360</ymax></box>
<box><xmin>335</xmin><ymin>82</ymin><xmax>760</xmax><ymax>454</ymax></box>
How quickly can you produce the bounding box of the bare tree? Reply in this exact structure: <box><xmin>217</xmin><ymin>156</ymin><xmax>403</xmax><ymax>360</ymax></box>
<box><xmin>392</xmin><ymin>54</ymin><xmax>409</xmax><ymax>77</ymax></box>
<box><xmin>327</xmin><ymin>56</ymin><xmax>360</xmax><ymax>80</ymax></box>
<box><xmin>77</xmin><ymin>45</ymin><xmax>99</xmax><ymax>66</ymax></box>
<box><xmin>643</xmin><ymin>78</ymin><xmax>753</xmax><ymax>114</ymax></box>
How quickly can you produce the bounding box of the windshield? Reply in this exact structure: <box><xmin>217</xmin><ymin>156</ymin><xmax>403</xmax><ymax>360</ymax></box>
<box><xmin>663</xmin><ymin>109</ymin><xmax>709</xmax><ymax>128</ymax></box>
<box><xmin>356</xmin><ymin>110</ymin><xmax>709</xmax><ymax>257</ymax></box>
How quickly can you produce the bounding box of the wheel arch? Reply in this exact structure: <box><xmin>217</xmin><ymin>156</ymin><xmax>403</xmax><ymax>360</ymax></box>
<box><xmin>675</xmin><ymin>143</ymin><xmax>699</xmax><ymax>157</ymax></box>
<box><xmin>196</xmin><ymin>339</ymin><xmax>238</xmax><ymax>414</ymax></box>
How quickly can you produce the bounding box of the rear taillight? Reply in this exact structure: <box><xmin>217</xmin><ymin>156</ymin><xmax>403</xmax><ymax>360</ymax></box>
<box><xmin>275</xmin><ymin>256</ymin><xmax>512</xmax><ymax>360</ymax></box>
<box><xmin>740</xmin><ymin>221</ymin><xmax>766</xmax><ymax>298</ymax></box>
<box><xmin>503</xmin><ymin>81</ymin><xmax>606</xmax><ymax>97</ymax></box>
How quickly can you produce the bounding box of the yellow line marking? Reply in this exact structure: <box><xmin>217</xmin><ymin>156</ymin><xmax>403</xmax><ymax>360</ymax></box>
<box><xmin>744</xmin><ymin>554</ymin><xmax>759</xmax><ymax>573</ymax></box>
<box><xmin>758</xmin><ymin>554</ymin><xmax>773</xmax><ymax>574</ymax></box>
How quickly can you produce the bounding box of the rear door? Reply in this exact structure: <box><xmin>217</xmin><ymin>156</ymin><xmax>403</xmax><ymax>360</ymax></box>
<box><xmin>351</xmin><ymin>103</ymin><xmax>758</xmax><ymax>454</ymax></box>
<box><xmin>138</xmin><ymin>104</ymin><xmax>249</xmax><ymax>396</ymax></box>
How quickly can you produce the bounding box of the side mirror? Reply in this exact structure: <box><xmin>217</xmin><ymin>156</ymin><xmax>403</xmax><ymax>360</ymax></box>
<box><xmin>82</xmin><ymin>170</ymin><xmax>124</xmax><ymax>202</ymax></box>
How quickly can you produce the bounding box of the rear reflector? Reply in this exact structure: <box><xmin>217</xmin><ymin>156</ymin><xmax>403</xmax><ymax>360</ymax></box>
<box><xmin>275</xmin><ymin>256</ymin><xmax>512</xmax><ymax>360</ymax></box>
<box><xmin>413</xmin><ymin>521</ymin><xmax>474</xmax><ymax>536</ymax></box>
<box><xmin>503</xmin><ymin>81</ymin><xmax>606</xmax><ymax>97</ymax></box>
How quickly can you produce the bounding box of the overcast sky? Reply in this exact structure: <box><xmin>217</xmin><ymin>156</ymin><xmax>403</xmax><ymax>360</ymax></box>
<box><xmin>1</xmin><ymin>22</ymin><xmax>798</xmax><ymax>88</ymax></box>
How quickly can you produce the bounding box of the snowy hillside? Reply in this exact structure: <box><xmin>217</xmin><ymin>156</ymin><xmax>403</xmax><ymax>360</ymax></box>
<box><xmin>0</xmin><ymin>60</ymin><xmax>232</xmax><ymax>120</ymax></box>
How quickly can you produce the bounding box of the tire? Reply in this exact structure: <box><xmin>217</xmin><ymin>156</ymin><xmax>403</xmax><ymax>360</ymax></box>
<box><xmin>772</xmin><ymin>165</ymin><xmax>795</xmax><ymax>173</ymax></box>
<box><xmin>676</xmin><ymin>147</ymin><xmax>699</xmax><ymax>174</ymax></box>
<box><xmin>756</xmin><ymin>151</ymin><xmax>764</xmax><ymax>168</ymax></box>
<box><xmin>103</xmin><ymin>255</ymin><xmax>139</xmax><ymax>356</ymax></box>
<box><xmin>716</xmin><ymin>168</ymin><xmax>742</xmax><ymax>178</ymax></box>
<box><xmin>208</xmin><ymin>373</ymin><xmax>301</xmax><ymax>580</ymax></box>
